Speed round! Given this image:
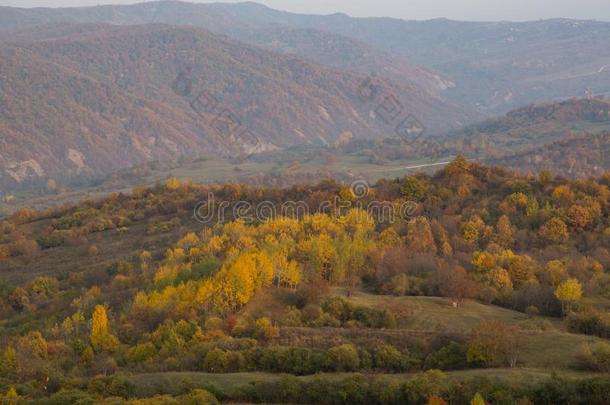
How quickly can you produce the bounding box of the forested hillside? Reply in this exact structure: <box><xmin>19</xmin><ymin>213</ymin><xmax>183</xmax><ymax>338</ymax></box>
<box><xmin>2</xmin><ymin>1</ymin><xmax>608</xmax><ymax>113</ymax></box>
<box><xmin>1</xmin><ymin>158</ymin><xmax>609</xmax><ymax>403</ymax></box>
<box><xmin>335</xmin><ymin>98</ymin><xmax>610</xmax><ymax>177</ymax></box>
<box><xmin>0</xmin><ymin>22</ymin><xmax>469</xmax><ymax>192</ymax></box>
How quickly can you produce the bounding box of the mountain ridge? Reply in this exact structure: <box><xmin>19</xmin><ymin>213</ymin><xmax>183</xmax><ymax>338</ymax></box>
<box><xmin>3</xmin><ymin>1</ymin><xmax>609</xmax><ymax>114</ymax></box>
<box><xmin>0</xmin><ymin>22</ymin><xmax>469</xmax><ymax>191</ymax></box>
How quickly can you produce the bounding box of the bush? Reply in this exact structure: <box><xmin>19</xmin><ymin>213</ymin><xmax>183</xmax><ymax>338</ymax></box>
<box><xmin>373</xmin><ymin>344</ymin><xmax>405</xmax><ymax>372</ymax></box>
<box><xmin>203</xmin><ymin>349</ymin><xmax>229</xmax><ymax>373</ymax></box>
<box><xmin>326</xmin><ymin>344</ymin><xmax>360</xmax><ymax>371</ymax></box>
<box><xmin>380</xmin><ymin>274</ymin><xmax>409</xmax><ymax>296</ymax></box>
<box><xmin>575</xmin><ymin>342</ymin><xmax>610</xmax><ymax>372</ymax></box>
<box><xmin>180</xmin><ymin>388</ymin><xmax>219</xmax><ymax>405</ymax></box>
<box><xmin>424</xmin><ymin>342</ymin><xmax>468</xmax><ymax>370</ymax></box>
<box><xmin>43</xmin><ymin>389</ymin><xmax>94</xmax><ymax>405</ymax></box>
<box><xmin>320</xmin><ymin>297</ymin><xmax>396</xmax><ymax>328</ymax></box>
<box><xmin>526</xmin><ymin>305</ymin><xmax>540</xmax><ymax>318</ymax></box>
<box><xmin>9</xmin><ymin>238</ymin><xmax>39</xmax><ymax>257</ymax></box>
<box><xmin>36</xmin><ymin>232</ymin><xmax>65</xmax><ymax>249</ymax></box>
<box><xmin>566</xmin><ymin>310</ymin><xmax>610</xmax><ymax>338</ymax></box>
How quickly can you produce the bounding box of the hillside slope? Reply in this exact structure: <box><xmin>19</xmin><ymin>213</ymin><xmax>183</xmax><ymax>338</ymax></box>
<box><xmin>3</xmin><ymin>1</ymin><xmax>609</xmax><ymax>114</ymax></box>
<box><xmin>211</xmin><ymin>4</ymin><xmax>610</xmax><ymax>113</ymax></box>
<box><xmin>0</xmin><ymin>23</ymin><xmax>468</xmax><ymax>191</ymax></box>
<box><xmin>0</xmin><ymin>2</ymin><xmax>456</xmax><ymax>98</ymax></box>
<box><xmin>496</xmin><ymin>132</ymin><xmax>610</xmax><ymax>178</ymax></box>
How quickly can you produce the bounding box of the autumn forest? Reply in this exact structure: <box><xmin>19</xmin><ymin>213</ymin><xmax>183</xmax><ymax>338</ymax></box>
<box><xmin>1</xmin><ymin>157</ymin><xmax>609</xmax><ymax>403</ymax></box>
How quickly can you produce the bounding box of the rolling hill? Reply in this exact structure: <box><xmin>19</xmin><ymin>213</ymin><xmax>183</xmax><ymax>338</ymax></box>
<box><xmin>438</xmin><ymin>97</ymin><xmax>610</xmax><ymax>177</ymax></box>
<box><xmin>1</xmin><ymin>159</ymin><xmax>609</xmax><ymax>403</ymax></box>
<box><xmin>0</xmin><ymin>22</ymin><xmax>468</xmax><ymax>191</ymax></box>
<box><xmin>495</xmin><ymin>132</ymin><xmax>610</xmax><ymax>178</ymax></box>
<box><xmin>450</xmin><ymin>96</ymin><xmax>610</xmax><ymax>150</ymax></box>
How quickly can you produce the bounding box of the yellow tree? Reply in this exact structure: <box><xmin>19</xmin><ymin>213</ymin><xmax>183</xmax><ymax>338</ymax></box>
<box><xmin>554</xmin><ymin>278</ymin><xmax>583</xmax><ymax>316</ymax></box>
<box><xmin>271</xmin><ymin>253</ymin><xmax>290</xmax><ymax>287</ymax></box>
<box><xmin>165</xmin><ymin>177</ymin><xmax>182</xmax><ymax>190</ymax></box>
<box><xmin>1</xmin><ymin>347</ymin><xmax>17</xmax><ymax>375</ymax></box>
<box><xmin>223</xmin><ymin>254</ymin><xmax>256</xmax><ymax>308</ymax></box>
<box><xmin>252</xmin><ymin>251</ymin><xmax>274</xmax><ymax>289</ymax></box>
<box><xmin>566</xmin><ymin>204</ymin><xmax>592</xmax><ymax>231</ymax></box>
<box><xmin>340</xmin><ymin>209</ymin><xmax>375</xmax><ymax>237</ymax></box>
<box><xmin>282</xmin><ymin>260</ymin><xmax>302</xmax><ymax>290</ymax></box>
<box><xmin>2</xmin><ymin>387</ymin><xmax>19</xmax><ymax>404</ymax></box>
<box><xmin>551</xmin><ymin>185</ymin><xmax>574</xmax><ymax>206</ymax></box>
<box><xmin>91</xmin><ymin>305</ymin><xmax>119</xmax><ymax>352</ymax></box>
<box><xmin>472</xmin><ymin>251</ymin><xmax>496</xmax><ymax>273</ymax></box>
<box><xmin>302</xmin><ymin>234</ymin><xmax>337</xmax><ymax>281</ymax></box>
<box><xmin>488</xmin><ymin>268</ymin><xmax>513</xmax><ymax>293</ymax></box>
<box><xmin>471</xmin><ymin>393</ymin><xmax>485</xmax><ymax>405</ymax></box>
<box><xmin>505</xmin><ymin>254</ymin><xmax>538</xmax><ymax>287</ymax></box>
<box><xmin>431</xmin><ymin>220</ymin><xmax>453</xmax><ymax>257</ymax></box>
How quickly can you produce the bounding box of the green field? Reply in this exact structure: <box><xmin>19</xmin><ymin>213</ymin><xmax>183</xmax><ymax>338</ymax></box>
<box><xmin>333</xmin><ymin>290</ymin><xmax>605</xmax><ymax>368</ymax></box>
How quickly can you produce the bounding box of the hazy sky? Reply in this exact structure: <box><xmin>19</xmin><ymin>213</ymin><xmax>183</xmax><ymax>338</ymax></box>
<box><xmin>1</xmin><ymin>0</ymin><xmax>609</xmax><ymax>22</ymax></box>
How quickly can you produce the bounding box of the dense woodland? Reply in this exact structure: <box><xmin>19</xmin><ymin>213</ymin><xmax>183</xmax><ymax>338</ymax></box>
<box><xmin>1</xmin><ymin>157</ymin><xmax>610</xmax><ymax>403</ymax></box>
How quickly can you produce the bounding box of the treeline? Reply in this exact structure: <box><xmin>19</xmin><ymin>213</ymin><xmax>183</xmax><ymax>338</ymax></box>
<box><xmin>5</xmin><ymin>373</ymin><xmax>608</xmax><ymax>405</ymax></box>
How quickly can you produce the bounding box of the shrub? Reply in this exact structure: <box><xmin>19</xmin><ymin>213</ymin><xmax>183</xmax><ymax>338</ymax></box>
<box><xmin>373</xmin><ymin>344</ymin><xmax>405</xmax><ymax>372</ymax></box>
<box><xmin>44</xmin><ymin>389</ymin><xmax>94</xmax><ymax>405</ymax></box>
<box><xmin>181</xmin><ymin>388</ymin><xmax>219</xmax><ymax>405</ymax></box>
<box><xmin>424</xmin><ymin>342</ymin><xmax>468</xmax><ymax>370</ymax></box>
<box><xmin>575</xmin><ymin>342</ymin><xmax>610</xmax><ymax>372</ymax></box>
<box><xmin>326</xmin><ymin>344</ymin><xmax>360</xmax><ymax>371</ymax></box>
<box><xmin>203</xmin><ymin>349</ymin><xmax>229</xmax><ymax>373</ymax></box>
<box><xmin>566</xmin><ymin>310</ymin><xmax>610</xmax><ymax>338</ymax></box>
<box><xmin>525</xmin><ymin>305</ymin><xmax>540</xmax><ymax>318</ymax></box>
<box><xmin>9</xmin><ymin>238</ymin><xmax>39</xmax><ymax>257</ymax></box>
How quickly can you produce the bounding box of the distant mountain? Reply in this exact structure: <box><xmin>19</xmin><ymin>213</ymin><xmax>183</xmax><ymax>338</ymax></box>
<box><xmin>0</xmin><ymin>41</ymin><xmax>217</xmax><ymax>187</ymax></box>
<box><xmin>237</xmin><ymin>26</ymin><xmax>455</xmax><ymax>96</ymax></box>
<box><xmin>0</xmin><ymin>1</ymin><xmax>455</xmax><ymax>97</ymax></box>
<box><xmin>3</xmin><ymin>1</ymin><xmax>609</xmax><ymax>114</ymax></box>
<box><xmin>0</xmin><ymin>23</ymin><xmax>468</xmax><ymax>190</ymax></box>
<box><xmin>206</xmin><ymin>4</ymin><xmax>610</xmax><ymax>113</ymax></box>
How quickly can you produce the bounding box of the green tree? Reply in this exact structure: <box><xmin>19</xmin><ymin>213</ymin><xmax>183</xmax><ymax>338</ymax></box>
<box><xmin>326</xmin><ymin>344</ymin><xmax>360</xmax><ymax>371</ymax></box>
<box><xmin>203</xmin><ymin>349</ymin><xmax>230</xmax><ymax>373</ymax></box>
<box><xmin>401</xmin><ymin>176</ymin><xmax>428</xmax><ymax>201</ymax></box>
<box><xmin>374</xmin><ymin>344</ymin><xmax>404</xmax><ymax>371</ymax></box>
